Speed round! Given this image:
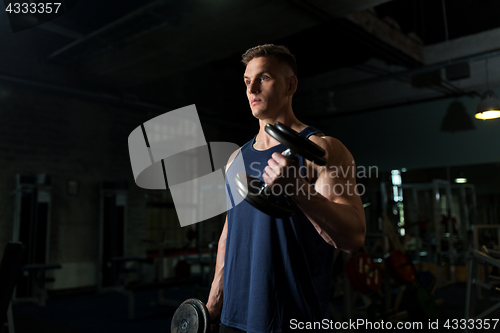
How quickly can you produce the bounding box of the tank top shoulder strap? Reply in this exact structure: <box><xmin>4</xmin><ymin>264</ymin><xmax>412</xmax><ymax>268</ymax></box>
<box><xmin>240</xmin><ymin>135</ymin><xmax>256</xmax><ymax>152</ymax></box>
<box><xmin>300</xmin><ymin>126</ymin><xmax>323</xmax><ymax>139</ymax></box>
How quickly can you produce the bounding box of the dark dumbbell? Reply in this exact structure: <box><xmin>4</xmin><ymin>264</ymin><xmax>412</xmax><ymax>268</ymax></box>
<box><xmin>234</xmin><ymin>122</ymin><xmax>326</xmax><ymax>218</ymax></box>
<box><xmin>171</xmin><ymin>298</ymin><xmax>218</xmax><ymax>333</ymax></box>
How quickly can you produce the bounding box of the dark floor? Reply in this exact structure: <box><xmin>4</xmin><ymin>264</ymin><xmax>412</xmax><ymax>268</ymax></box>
<box><xmin>10</xmin><ymin>283</ymin><xmax>500</xmax><ymax>333</ymax></box>
<box><xmin>12</xmin><ymin>286</ymin><xmax>203</xmax><ymax>333</ymax></box>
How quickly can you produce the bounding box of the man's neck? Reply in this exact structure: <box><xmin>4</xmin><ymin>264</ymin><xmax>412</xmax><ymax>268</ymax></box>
<box><xmin>254</xmin><ymin>112</ymin><xmax>306</xmax><ymax>150</ymax></box>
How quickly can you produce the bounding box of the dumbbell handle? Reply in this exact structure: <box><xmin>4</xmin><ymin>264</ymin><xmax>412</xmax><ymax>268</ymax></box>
<box><xmin>257</xmin><ymin>148</ymin><xmax>296</xmax><ymax>195</ymax></box>
<box><xmin>282</xmin><ymin>148</ymin><xmax>295</xmax><ymax>159</ymax></box>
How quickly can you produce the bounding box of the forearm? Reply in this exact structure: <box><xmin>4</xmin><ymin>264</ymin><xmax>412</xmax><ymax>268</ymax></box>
<box><xmin>207</xmin><ymin>246</ymin><xmax>224</xmax><ymax>309</ymax></box>
<box><xmin>206</xmin><ymin>220</ymin><xmax>227</xmax><ymax>312</ymax></box>
<box><xmin>292</xmin><ymin>178</ymin><xmax>366</xmax><ymax>253</ymax></box>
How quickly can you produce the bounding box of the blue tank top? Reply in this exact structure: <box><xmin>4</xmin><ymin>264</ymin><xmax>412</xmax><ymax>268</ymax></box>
<box><xmin>221</xmin><ymin>126</ymin><xmax>336</xmax><ymax>333</ymax></box>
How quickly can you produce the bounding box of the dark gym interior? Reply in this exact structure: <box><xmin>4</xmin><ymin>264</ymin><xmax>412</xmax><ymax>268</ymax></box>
<box><xmin>1</xmin><ymin>0</ymin><xmax>500</xmax><ymax>332</ymax></box>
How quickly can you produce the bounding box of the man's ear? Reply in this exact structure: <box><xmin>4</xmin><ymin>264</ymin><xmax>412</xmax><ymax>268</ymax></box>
<box><xmin>287</xmin><ymin>75</ymin><xmax>298</xmax><ymax>96</ymax></box>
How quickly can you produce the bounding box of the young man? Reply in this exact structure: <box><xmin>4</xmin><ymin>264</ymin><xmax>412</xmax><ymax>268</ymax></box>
<box><xmin>206</xmin><ymin>44</ymin><xmax>366</xmax><ymax>333</ymax></box>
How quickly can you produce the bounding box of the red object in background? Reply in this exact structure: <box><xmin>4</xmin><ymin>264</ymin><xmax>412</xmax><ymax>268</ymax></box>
<box><xmin>440</xmin><ymin>215</ymin><xmax>457</xmax><ymax>233</ymax></box>
<box><xmin>345</xmin><ymin>253</ymin><xmax>382</xmax><ymax>294</ymax></box>
<box><xmin>418</xmin><ymin>216</ymin><xmax>428</xmax><ymax>232</ymax></box>
<box><xmin>385</xmin><ymin>249</ymin><xmax>416</xmax><ymax>284</ymax></box>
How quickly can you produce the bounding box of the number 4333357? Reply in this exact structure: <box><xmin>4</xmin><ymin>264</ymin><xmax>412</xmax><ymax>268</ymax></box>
<box><xmin>5</xmin><ymin>2</ymin><xmax>62</xmax><ymax>14</ymax></box>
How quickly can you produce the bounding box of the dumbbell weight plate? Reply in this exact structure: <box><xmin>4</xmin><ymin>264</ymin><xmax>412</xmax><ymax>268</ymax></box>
<box><xmin>171</xmin><ymin>298</ymin><xmax>209</xmax><ymax>333</ymax></box>
<box><xmin>234</xmin><ymin>173</ymin><xmax>295</xmax><ymax>218</ymax></box>
<box><xmin>233</xmin><ymin>122</ymin><xmax>325</xmax><ymax>218</ymax></box>
<box><xmin>265</xmin><ymin>122</ymin><xmax>327</xmax><ymax>166</ymax></box>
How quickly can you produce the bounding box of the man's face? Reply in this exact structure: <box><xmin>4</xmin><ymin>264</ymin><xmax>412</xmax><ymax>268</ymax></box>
<box><xmin>243</xmin><ymin>56</ymin><xmax>293</xmax><ymax>119</ymax></box>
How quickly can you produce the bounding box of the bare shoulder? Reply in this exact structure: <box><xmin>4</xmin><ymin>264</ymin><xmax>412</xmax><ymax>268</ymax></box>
<box><xmin>308</xmin><ymin>134</ymin><xmax>353</xmax><ymax>165</ymax></box>
<box><xmin>226</xmin><ymin>147</ymin><xmax>242</xmax><ymax>172</ymax></box>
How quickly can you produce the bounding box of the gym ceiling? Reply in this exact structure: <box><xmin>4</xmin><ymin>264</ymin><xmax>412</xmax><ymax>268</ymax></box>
<box><xmin>1</xmin><ymin>0</ymin><xmax>500</xmax><ymax>138</ymax></box>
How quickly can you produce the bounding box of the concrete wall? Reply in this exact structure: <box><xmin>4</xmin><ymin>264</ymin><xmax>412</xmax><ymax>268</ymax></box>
<box><xmin>324</xmin><ymin>87</ymin><xmax>500</xmax><ymax>173</ymax></box>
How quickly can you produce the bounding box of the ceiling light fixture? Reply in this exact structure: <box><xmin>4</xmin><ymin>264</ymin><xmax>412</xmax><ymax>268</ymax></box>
<box><xmin>475</xmin><ymin>90</ymin><xmax>500</xmax><ymax>120</ymax></box>
<box><xmin>476</xmin><ymin>57</ymin><xmax>500</xmax><ymax>120</ymax></box>
<box><xmin>454</xmin><ymin>171</ymin><xmax>467</xmax><ymax>184</ymax></box>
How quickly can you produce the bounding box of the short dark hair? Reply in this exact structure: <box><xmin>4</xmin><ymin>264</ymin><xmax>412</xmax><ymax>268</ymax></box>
<box><xmin>241</xmin><ymin>44</ymin><xmax>298</xmax><ymax>76</ymax></box>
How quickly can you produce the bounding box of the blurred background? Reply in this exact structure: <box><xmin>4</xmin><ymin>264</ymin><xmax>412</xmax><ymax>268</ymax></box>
<box><xmin>1</xmin><ymin>0</ymin><xmax>500</xmax><ymax>332</ymax></box>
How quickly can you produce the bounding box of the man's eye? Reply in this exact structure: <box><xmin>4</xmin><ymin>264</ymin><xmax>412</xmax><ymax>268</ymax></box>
<box><xmin>261</xmin><ymin>76</ymin><xmax>268</xmax><ymax>81</ymax></box>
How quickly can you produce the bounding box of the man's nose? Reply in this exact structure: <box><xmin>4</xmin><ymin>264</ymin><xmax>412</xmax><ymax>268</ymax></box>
<box><xmin>248</xmin><ymin>80</ymin><xmax>260</xmax><ymax>94</ymax></box>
